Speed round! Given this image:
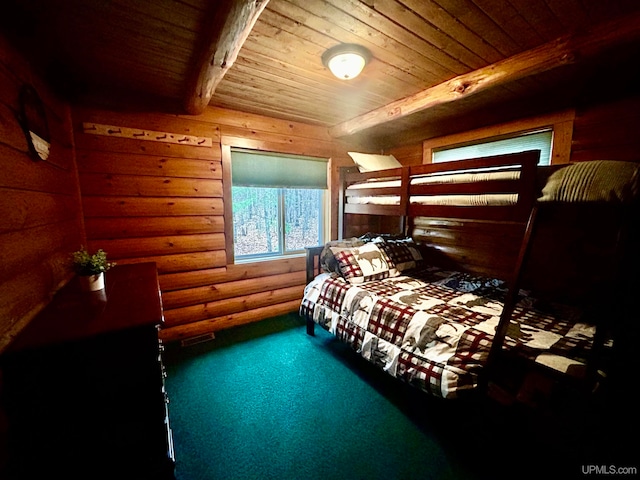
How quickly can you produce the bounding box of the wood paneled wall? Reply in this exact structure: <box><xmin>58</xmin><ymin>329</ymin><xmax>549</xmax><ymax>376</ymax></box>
<box><xmin>72</xmin><ymin>105</ymin><xmax>344</xmax><ymax>343</ymax></box>
<box><xmin>0</xmin><ymin>34</ymin><xmax>83</xmax><ymax>352</ymax></box>
<box><xmin>386</xmin><ymin>142</ymin><xmax>423</xmax><ymax>166</ymax></box>
<box><xmin>571</xmin><ymin>95</ymin><xmax>640</xmax><ymax>163</ymax></box>
<box><xmin>4</xmin><ymin>18</ymin><xmax>639</xmax><ymax>351</ymax></box>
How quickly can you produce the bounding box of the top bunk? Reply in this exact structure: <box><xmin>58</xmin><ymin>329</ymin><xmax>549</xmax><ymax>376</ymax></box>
<box><xmin>339</xmin><ymin>150</ymin><xmax>540</xmax><ymax>279</ymax></box>
<box><xmin>340</xmin><ymin>150</ymin><xmax>539</xmax><ymax>224</ymax></box>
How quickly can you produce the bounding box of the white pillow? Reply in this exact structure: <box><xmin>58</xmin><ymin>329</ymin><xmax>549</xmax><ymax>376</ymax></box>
<box><xmin>348</xmin><ymin>152</ymin><xmax>402</xmax><ymax>173</ymax></box>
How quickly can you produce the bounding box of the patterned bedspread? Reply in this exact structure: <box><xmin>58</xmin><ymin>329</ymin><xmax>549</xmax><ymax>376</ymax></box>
<box><xmin>300</xmin><ymin>267</ymin><xmax>596</xmax><ymax>399</ymax></box>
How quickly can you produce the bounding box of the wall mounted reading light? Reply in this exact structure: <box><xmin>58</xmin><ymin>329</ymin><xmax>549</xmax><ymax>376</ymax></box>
<box><xmin>322</xmin><ymin>44</ymin><xmax>371</xmax><ymax>80</ymax></box>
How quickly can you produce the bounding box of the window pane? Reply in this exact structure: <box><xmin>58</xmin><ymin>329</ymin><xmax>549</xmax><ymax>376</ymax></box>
<box><xmin>433</xmin><ymin>129</ymin><xmax>553</xmax><ymax>165</ymax></box>
<box><xmin>284</xmin><ymin>189</ymin><xmax>322</xmax><ymax>252</ymax></box>
<box><xmin>232</xmin><ymin>186</ymin><xmax>280</xmax><ymax>257</ymax></box>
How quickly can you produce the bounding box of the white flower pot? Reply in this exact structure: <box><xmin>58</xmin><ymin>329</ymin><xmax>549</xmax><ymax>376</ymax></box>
<box><xmin>80</xmin><ymin>272</ymin><xmax>105</xmax><ymax>291</ymax></box>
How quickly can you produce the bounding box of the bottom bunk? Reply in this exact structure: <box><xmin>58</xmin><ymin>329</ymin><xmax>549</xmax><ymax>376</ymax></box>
<box><xmin>300</xmin><ymin>237</ymin><xmax>603</xmax><ymax>400</ymax></box>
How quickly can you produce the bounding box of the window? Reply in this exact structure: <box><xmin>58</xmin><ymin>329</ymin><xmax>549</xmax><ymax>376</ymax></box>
<box><xmin>423</xmin><ymin>110</ymin><xmax>575</xmax><ymax>166</ymax></box>
<box><xmin>433</xmin><ymin>129</ymin><xmax>553</xmax><ymax>165</ymax></box>
<box><xmin>230</xmin><ymin>149</ymin><xmax>328</xmax><ymax>261</ymax></box>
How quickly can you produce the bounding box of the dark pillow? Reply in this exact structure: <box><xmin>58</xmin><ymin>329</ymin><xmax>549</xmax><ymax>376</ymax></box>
<box><xmin>373</xmin><ymin>237</ymin><xmax>423</xmax><ymax>272</ymax></box>
<box><xmin>320</xmin><ymin>237</ymin><xmax>366</xmax><ymax>274</ymax></box>
<box><xmin>359</xmin><ymin>232</ymin><xmax>405</xmax><ymax>242</ymax></box>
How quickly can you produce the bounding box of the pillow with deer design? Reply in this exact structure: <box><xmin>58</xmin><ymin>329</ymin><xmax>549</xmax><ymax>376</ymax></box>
<box><xmin>320</xmin><ymin>237</ymin><xmax>367</xmax><ymax>275</ymax></box>
<box><xmin>330</xmin><ymin>242</ymin><xmax>398</xmax><ymax>284</ymax></box>
<box><xmin>372</xmin><ymin>237</ymin><xmax>423</xmax><ymax>272</ymax></box>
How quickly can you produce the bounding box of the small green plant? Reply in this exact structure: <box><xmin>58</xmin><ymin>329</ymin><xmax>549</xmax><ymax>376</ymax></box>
<box><xmin>71</xmin><ymin>246</ymin><xmax>115</xmax><ymax>276</ymax></box>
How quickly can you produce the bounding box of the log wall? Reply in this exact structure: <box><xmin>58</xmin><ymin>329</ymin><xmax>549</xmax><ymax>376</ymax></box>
<box><xmin>0</xmin><ymin>34</ymin><xmax>84</xmax><ymax>352</ymax></box>
<box><xmin>571</xmin><ymin>95</ymin><xmax>640</xmax><ymax>163</ymax></box>
<box><xmin>71</xmin><ymin>106</ymin><xmax>346</xmax><ymax>343</ymax></box>
<box><xmin>386</xmin><ymin>142</ymin><xmax>423</xmax><ymax>166</ymax></box>
<box><xmin>3</xmin><ymin>20</ymin><xmax>639</xmax><ymax>350</ymax></box>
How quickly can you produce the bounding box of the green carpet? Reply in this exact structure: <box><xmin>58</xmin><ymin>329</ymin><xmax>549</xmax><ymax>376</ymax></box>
<box><xmin>162</xmin><ymin>314</ymin><xmax>604</xmax><ymax>480</ymax></box>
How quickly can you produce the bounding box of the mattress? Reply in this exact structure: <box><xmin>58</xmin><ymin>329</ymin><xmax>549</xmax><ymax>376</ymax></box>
<box><xmin>346</xmin><ymin>169</ymin><xmax>521</xmax><ymax>206</ymax></box>
<box><xmin>300</xmin><ymin>266</ymin><xmax>598</xmax><ymax>399</ymax></box>
<box><xmin>346</xmin><ymin>168</ymin><xmax>520</xmax><ymax>190</ymax></box>
<box><xmin>347</xmin><ymin>193</ymin><xmax>518</xmax><ymax>206</ymax></box>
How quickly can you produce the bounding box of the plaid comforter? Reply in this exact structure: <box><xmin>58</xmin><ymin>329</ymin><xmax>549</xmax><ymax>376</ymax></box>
<box><xmin>300</xmin><ymin>267</ymin><xmax>596</xmax><ymax>399</ymax></box>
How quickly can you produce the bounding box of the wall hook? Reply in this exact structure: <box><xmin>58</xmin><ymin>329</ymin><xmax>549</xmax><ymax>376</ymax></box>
<box><xmin>82</xmin><ymin>122</ymin><xmax>213</xmax><ymax>148</ymax></box>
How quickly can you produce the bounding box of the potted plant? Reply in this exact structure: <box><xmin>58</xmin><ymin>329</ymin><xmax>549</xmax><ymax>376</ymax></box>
<box><xmin>71</xmin><ymin>246</ymin><xmax>115</xmax><ymax>291</ymax></box>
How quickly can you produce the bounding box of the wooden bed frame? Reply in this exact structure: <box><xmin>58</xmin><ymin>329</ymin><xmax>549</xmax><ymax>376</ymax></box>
<box><xmin>308</xmin><ymin>151</ymin><xmax>540</xmax><ymax>343</ymax></box>
<box><xmin>304</xmin><ymin>152</ymin><xmax>638</xmax><ymax>402</ymax></box>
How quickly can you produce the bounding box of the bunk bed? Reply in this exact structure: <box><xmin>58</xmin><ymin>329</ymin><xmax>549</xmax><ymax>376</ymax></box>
<box><xmin>300</xmin><ymin>152</ymin><xmax>639</xmax><ymax>402</ymax></box>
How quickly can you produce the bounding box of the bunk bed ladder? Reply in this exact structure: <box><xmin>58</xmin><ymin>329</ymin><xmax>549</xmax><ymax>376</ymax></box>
<box><xmin>481</xmin><ymin>204</ymin><xmax>539</xmax><ymax>397</ymax></box>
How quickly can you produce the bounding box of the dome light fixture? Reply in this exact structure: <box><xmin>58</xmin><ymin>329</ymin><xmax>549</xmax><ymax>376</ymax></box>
<box><xmin>322</xmin><ymin>44</ymin><xmax>371</xmax><ymax>80</ymax></box>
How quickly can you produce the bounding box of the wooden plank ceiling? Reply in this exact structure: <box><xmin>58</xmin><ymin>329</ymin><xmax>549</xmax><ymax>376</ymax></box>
<box><xmin>3</xmin><ymin>0</ymin><xmax>640</xmax><ymax>149</ymax></box>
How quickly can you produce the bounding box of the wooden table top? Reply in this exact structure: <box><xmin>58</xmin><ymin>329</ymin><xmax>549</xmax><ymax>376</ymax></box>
<box><xmin>6</xmin><ymin>262</ymin><xmax>163</xmax><ymax>353</ymax></box>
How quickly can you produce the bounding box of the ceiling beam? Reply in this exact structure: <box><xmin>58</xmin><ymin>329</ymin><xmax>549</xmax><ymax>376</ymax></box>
<box><xmin>328</xmin><ymin>11</ymin><xmax>640</xmax><ymax>138</ymax></box>
<box><xmin>184</xmin><ymin>0</ymin><xmax>269</xmax><ymax>115</ymax></box>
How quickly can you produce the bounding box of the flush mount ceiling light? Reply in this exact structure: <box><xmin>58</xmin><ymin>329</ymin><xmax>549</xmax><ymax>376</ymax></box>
<box><xmin>321</xmin><ymin>44</ymin><xmax>371</xmax><ymax>80</ymax></box>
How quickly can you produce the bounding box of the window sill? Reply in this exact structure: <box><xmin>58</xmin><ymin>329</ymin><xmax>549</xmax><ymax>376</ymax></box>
<box><xmin>233</xmin><ymin>252</ymin><xmax>306</xmax><ymax>265</ymax></box>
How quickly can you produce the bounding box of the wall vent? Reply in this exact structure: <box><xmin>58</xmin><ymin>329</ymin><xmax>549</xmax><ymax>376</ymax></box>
<box><xmin>180</xmin><ymin>332</ymin><xmax>215</xmax><ymax>347</ymax></box>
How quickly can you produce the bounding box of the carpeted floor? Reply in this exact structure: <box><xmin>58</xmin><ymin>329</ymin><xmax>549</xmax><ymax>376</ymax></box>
<box><xmin>162</xmin><ymin>314</ymin><xmax>624</xmax><ymax>480</ymax></box>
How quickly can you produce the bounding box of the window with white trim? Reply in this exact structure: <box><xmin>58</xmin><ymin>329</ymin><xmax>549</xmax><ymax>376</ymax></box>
<box><xmin>230</xmin><ymin>148</ymin><xmax>328</xmax><ymax>261</ymax></box>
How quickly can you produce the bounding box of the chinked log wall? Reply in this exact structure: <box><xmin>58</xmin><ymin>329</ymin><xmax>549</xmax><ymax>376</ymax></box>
<box><xmin>72</xmin><ymin>106</ymin><xmax>346</xmax><ymax>343</ymax></box>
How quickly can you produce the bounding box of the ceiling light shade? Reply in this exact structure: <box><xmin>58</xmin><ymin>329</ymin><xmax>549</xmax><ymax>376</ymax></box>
<box><xmin>322</xmin><ymin>44</ymin><xmax>371</xmax><ymax>80</ymax></box>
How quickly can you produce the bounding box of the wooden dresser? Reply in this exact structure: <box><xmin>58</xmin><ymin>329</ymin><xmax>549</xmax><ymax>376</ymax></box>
<box><xmin>0</xmin><ymin>263</ymin><xmax>175</xmax><ymax>480</ymax></box>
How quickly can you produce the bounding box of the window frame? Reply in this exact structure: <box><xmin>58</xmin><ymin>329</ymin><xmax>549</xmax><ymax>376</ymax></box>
<box><xmin>231</xmin><ymin>185</ymin><xmax>327</xmax><ymax>263</ymax></box>
<box><xmin>222</xmin><ymin>143</ymin><xmax>330</xmax><ymax>265</ymax></box>
<box><xmin>422</xmin><ymin>110</ymin><xmax>575</xmax><ymax>165</ymax></box>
